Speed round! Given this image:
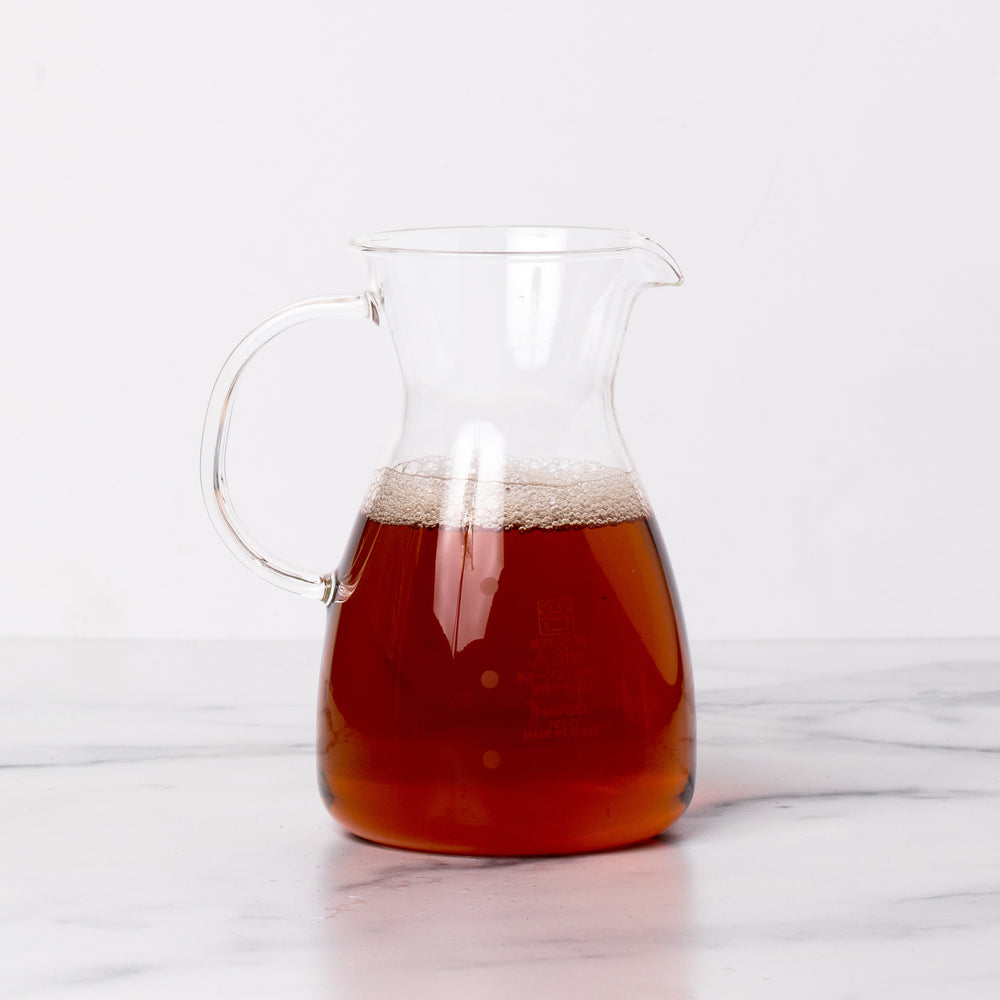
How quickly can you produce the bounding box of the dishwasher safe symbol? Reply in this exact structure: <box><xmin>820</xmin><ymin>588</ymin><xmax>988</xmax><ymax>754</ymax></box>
<box><xmin>537</xmin><ymin>598</ymin><xmax>575</xmax><ymax>635</ymax></box>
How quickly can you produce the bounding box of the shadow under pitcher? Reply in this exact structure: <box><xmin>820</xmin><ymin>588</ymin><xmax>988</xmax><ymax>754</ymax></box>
<box><xmin>201</xmin><ymin>226</ymin><xmax>695</xmax><ymax>855</ymax></box>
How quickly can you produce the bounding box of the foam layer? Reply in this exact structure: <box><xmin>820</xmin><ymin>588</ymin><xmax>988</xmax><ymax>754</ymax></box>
<box><xmin>363</xmin><ymin>456</ymin><xmax>650</xmax><ymax>531</ymax></box>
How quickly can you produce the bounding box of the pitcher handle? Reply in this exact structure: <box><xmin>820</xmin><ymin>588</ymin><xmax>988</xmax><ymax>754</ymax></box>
<box><xmin>200</xmin><ymin>294</ymin><xmax>377</xmax><ymax>603</ymax></box>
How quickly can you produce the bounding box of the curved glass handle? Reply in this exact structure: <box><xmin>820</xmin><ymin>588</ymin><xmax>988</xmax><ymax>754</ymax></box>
<box><xmin>200</xmin><ymin>294</ymin><xmax>377</xmax><ymax>603</ymax></box>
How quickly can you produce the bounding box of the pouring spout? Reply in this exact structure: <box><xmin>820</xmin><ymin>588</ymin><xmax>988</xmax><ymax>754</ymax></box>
<box><xmin>629</xmin><ymin>234</ymin><xmax>684</xmax><ymax>287</ymax></box>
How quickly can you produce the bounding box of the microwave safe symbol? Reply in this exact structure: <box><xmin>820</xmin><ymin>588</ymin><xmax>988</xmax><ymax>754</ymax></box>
<box><xmin>537</xmin><ymin>598</ymin><xmax>575</xmax><ymax>636</ymax></box>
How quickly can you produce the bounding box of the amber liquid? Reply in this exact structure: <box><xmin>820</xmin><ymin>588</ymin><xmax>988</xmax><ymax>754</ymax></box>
<box><xmin>317</xmin><ymin>515</ymin><xmax>694</xmax><ymax>855</ymax></box>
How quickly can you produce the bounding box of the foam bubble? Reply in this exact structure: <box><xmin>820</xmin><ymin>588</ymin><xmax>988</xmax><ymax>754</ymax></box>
<box><xmin>363</xmin><ymin>456</ymin><xmax>650</xmax><ymax>531</ymax></box>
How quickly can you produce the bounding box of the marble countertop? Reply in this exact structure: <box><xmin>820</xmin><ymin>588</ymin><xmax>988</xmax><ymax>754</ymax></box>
<box><xmin>2</xmin><ymin>638</ymin><xmax>998</xmax><ymax>999</ymax></box>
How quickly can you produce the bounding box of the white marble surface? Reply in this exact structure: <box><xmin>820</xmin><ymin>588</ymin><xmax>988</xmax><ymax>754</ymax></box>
<box><xmin>2</xmin><ymin>638</ymin><xmax>998</xmax><ymax>999</ymax></box>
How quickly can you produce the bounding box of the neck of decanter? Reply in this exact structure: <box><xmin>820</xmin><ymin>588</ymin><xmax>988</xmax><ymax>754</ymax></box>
<box><xmin>369</xmin><ymin>252</ymin><xmax>650</xmax><ymax>474</ymax></box>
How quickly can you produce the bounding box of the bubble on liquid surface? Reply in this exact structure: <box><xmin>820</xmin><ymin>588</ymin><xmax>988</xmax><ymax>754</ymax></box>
<box><xmin>363</xmin><ymin>455</ymin><xmax>650</xmax><ymax>531</ymax></box>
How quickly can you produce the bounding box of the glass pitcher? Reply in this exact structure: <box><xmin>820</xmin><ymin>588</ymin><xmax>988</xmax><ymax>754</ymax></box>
<box><xmin>201</xmin><ymin>226</ymin><xmax>694</xmax><ymax>855</ymax></box>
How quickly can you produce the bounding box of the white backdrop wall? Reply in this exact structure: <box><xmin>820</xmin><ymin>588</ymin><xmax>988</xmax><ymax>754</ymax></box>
<box><xmin>2</xmin><ymin>0</ymin><xmax>998</xmax><ymax>641</ymax></box>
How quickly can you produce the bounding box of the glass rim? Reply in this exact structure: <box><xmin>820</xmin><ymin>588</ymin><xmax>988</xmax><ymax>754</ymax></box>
<box><xmin>349</xmin><ymin>225</ymin><xmax>657</xmax><ymax>257</ymax></box>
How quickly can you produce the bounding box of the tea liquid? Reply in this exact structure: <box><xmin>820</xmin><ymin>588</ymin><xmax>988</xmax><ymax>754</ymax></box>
<box><xmin>317</xmin><ymin>460</ymin><xmax>694</xmax><ymax>855</ymax></box>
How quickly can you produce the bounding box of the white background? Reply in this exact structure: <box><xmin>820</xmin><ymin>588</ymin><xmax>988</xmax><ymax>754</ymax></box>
<box><xmin>2</xmin><ymin>0</ymin><xmax>997</xmax><ymax>642</ymax></box>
